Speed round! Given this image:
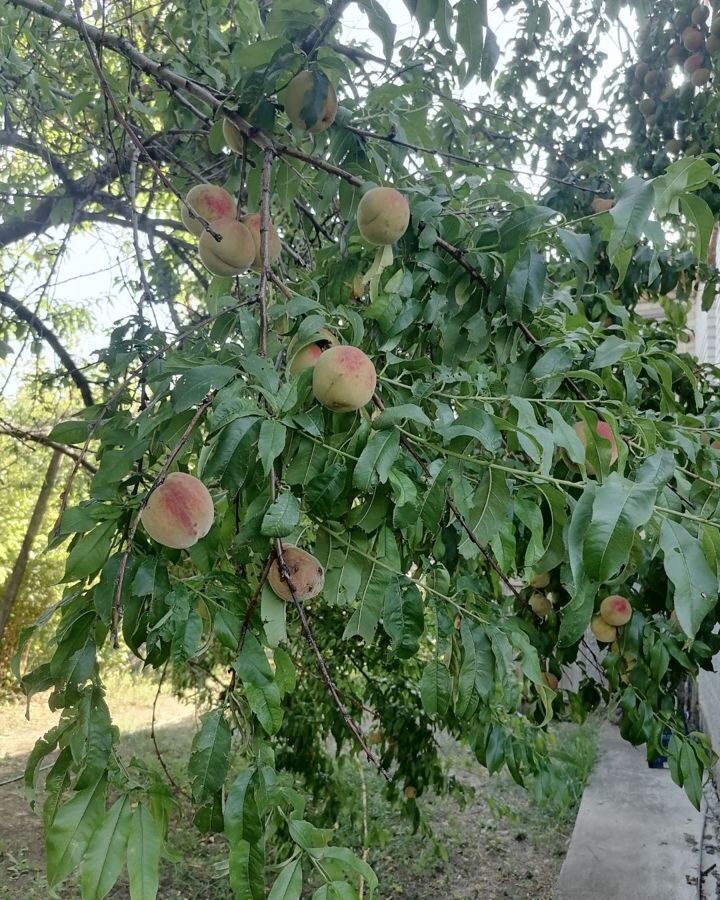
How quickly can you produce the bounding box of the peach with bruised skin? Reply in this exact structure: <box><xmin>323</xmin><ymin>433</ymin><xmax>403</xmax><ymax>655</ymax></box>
<box><xmin>572</xmin><ymin>419</ymin><xmax>619</xmax><ymax>476</ymax></box>
<box><xmin>542</xmin><ymin>672</ymin><xmax>559</xmax><ymax>691</ymax></box>
<box><xmin>283</xmin><ymin>70</ymin><xmax>337</xmax><ymax>133</ymax></box>
<box><xmin>287</xmin><ymin>328</ymin><xmax>337</xmax><ymax>376</ymax></box>
<box><xmin>198</xmin><ymin>218</ymin><xmax>255</xmax><ymax>276</ymax></box>
<box><xmin>312</xmin><ymin>345</ymin><xmax>377</xmax><ymax>411</ymax></box>
<box><xmin>591</xmin><ymin>614</ymin><xmax>617</xmax><ymax>644</ymax></box>
<box><xmin>240</xmin><ymin>213</ymin><xmax>282</xmax><ymax>270</ymax></box>
<box><xmin>600</xmin><ymin>595</ymin><xmax>633</xmax><ymax>627</ymax></box>
<box><xmin>140</xmin><ymin>472</ymin><xmax>214</xmax><ymax>549</ymax></box>
<box><xmin>181</xmin><ymin>185</ymin><xmax>235</xmax><ymax>237</ymax></box>
<box><xmin>356</xmin><ymin>187</ymin><xmax>410</xmax><ymax>245</ymax></box>
<box><xmin>267</xmin><ymin>545</ymin><xmax>325</xmax><ymax>602</ymax></box>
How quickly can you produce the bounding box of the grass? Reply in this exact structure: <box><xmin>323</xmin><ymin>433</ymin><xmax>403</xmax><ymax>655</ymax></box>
<box><xmin>0</xmin><ymin>676</ymin><xmax>599</xmax><ymax>900</ymax></box>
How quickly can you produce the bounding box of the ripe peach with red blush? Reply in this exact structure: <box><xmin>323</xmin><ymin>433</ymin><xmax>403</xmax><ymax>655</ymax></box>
<box><xmin>181</xmin><ymin>185</ymin><xmax>235</xmax><ymax>236</ymax></box>
<box><xmin>599</xmin><ymin>595</ymin><xmax>633</xmax><ymax>627</ymax></box>
<box><xmin>141</xmin><ymin>472</ymin><xmax>214</xmax><ymax>549</ymax></box>
<box><xmin>198</xmin><ymin>217</ymin><xmax>255</xmax><ymax>276</ymax></box>
<box><xmin>312</xmin><ymin>345</ymin><xmax>377</xmax><ymax>411</ymax></box>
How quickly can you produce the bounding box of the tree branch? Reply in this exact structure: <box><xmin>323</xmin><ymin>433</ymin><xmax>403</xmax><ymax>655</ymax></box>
<box><xmin>0</xmin><ymin>129</ymin><xmax>72</xmax><ymax>184</ymax></box>
<box><xmin>0</xmin><ymin>420</ymin><xmax>97</xmax><ymax>473</ymax></box>
<box><xmin>0</xmin><ymin>290</ymin><xmax>95</xmax><ymax>406</ymax></box>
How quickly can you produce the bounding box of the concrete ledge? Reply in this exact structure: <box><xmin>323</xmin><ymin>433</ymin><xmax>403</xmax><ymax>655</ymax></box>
<box><xmin>555</xmin><ymin>721</ymin><xmax>703</xmax><ymax>900</ymax></box>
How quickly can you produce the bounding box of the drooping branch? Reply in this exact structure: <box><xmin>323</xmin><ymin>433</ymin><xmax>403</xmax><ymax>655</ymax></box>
<box><xmin>0</xmin><ymin>420</ymin><xmax>97</xmax><ymax>473</ymax></box>
<box><xmin>0</xmin><ymin>290</ymin><xmax>95</xmax><ymax>406</ymax></box>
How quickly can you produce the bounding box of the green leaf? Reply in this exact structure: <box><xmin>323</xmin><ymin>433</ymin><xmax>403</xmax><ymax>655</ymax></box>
<box><xmin>48</xmin><ymin>419</ymin><xmax>92</xmax><ymax>444</ymax></box>
<box><xmin>505</xmin><ymin>245</ymin><xmax>545</xmax><ymax>321</ymax></box>
<box><xmin>582</xmin><ymin>474</ymin><xmax>656</xmax><ymax>582</ymax></box>
<box><xmin>353</xmin><ymin>429</ymin><xmax>401</xmax><ymax>491</ymax></box>
<box><xmin>173</xmin><ymin>365</ymin><xmax>238</xmax><ymax>411</ymax></box>
<box><xmin>456</xmin><ymin>619</ymin><xmax>495</xmax><ymax>718</ymax></box>
<box><xmin>356</xmin><ymin>0</ymin><xmax>396</xmax><ymax>60</ymax></box>
<box><xmin>679</xmin><ymin>192</ymin><xmax>714</xmax><ymax>261</ymax></box>
<box><xmin>80</xmin><ymin>796</ymin><xmax>132</xmax><ymax>900</ymax></box>
<box><xmin>268</xmin><ymin>858</ymin><xmax>303</xmax><ymax>900</ymax></box>
<box><xmin>457</xmin><ymin>0</ymin><xmax>483</xmax><ymax>83</ymax></box>
<box><xmin>373</xmin><ymin>404</ymin><xmax>430</xmax><ymax>429</ymax></box>
<box><xmin>261</xmin><ymin>583</ymin><xmax>287</xmax><ymax>648</ymax></box>
<box><xmin>382</xmin><ymin>580</ymin><xmax>424</xmax><ymax>658</ymax></box>
<box><xmin>456</xmin><ymin>470</ymin><xmax>509</xmax><ymax>559</ymax></box>
<box><xmin>659</xmin><ymin>519</ymin><xmax>717</xmax><ymax>637</ymax></box>
<box><xmin>127</xmin><ymin>804</ymin><xmax>162</xmax><ymax>900</ymax></box>
<box><xmin>64</xmin><ymin>521</ymin><xmax>116</xmax><ymax>581</ymax></box>
<box><xmin>567</xmin><ymin>485</ymin><xmax>596</xmax><ymax>584</ymax></box>
<box><xmin>418</xmin><ymin>660</ymin><xmax>452</xmax><ymax>717</ymax></box>
<box><xmin>46</xmin><ymin>778</ymin><xmax>107</xmax><ymax>888</ymax></box>
<box><xmin>558</xmin><ymin>577</ymin><xmax>597</xmax><ymax>647</ymax></box>
<box><xmin>188</xmin><ymin>709</ymin><xmax>232</xmax><ymax>804</ymax></box>
<box><xmin>258</xmin><ymin>420</ymin><xmax>287</xmax><ymax>478</ymax></box>
<box><xmin>608</xmin><ymin>177</ymin><xmax>654</xmax><ymax>281</ymax></box>
<box><xmin>233</xmin><ymin>633</ymin><xmax>283</xmax><ymax>734</ymax></box>
<box><xmin>229</xmin><ymin>840</ymin><xmax>265</xmax><ymax>900</ymax></box>
<box><xmin>343</xmin><ymin>557</ymin><xmax>390</xmax><ymax>643</ymax></box>
<box><xmin>261</xmin><ymin>488</ymin><xmax>300</xmax><ymax>537</ymax></box>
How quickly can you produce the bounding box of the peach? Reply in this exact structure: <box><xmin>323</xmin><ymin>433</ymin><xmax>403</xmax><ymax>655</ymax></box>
<box><xmin>356</xmin><ymin>187</ymin><xmax>410</xmax><ymax>245</ymax></box>
<box><xmin>283</xmin><ymin>70</ymin><xmax>337</xmax><ymax>133</ymax></box>
<box><xmin>529</xmin><ymin>572</ymin><xmax>550</xmax><ymax>589</ymax></box>
<box><xmin>287</xmin><ymin>328</ymin><xmax>337</xmax><ymax>376</ymax></box>
<box><xmin>239</xmin><ymin>213</ymin><xmax>282</xmax><ymax>270</ymax></box>
<box><xmin>591</xmin><ymin>197</ymin><xmax>615</xmax><ymax>213</ymax></box>
<box><xmin>181</xmin><ymin>185</ymin><xmax>235</xmax><ymax>236</ymax></box>
<box><xmin>198</xmin><ymin>218</ymin><xmax>255</xmax><ymax>276</ymax></box>
<box><xmin>600</xmin><ymin>595</ymin><xmax>633</xmax><ymax>627</ymax></box>
<box><xmin>591</xmin><ymin>615</ymin><xmax>617</xmax><ymax>643</ymax></box>
<box><xmin>692</xmin><ymin>67</ymin><xmax>712</xmax><ymax>86</ymax></box>
<box><xmin>683</xmin><ymin>26</ymin><xmax>705</xmax><ymax>52</ymax></box>
<box><xmin>267</xmin><ymin>545</ymin><xmax>324</xmax><ymax>601</ymax></box>
<box><xmin>684</xmin><ymin>52</ymin><xmax>705</xmax><ymax>74</ymax></box>
<box><xmin>542</xmin><ymin>672</ymin><xmax>559</xmax><ymax>691</ymax></box>
<box><xmin>140</xmin><ymin>472</ymin><xmax>213</xmax><ymax>549</ymax></box>
<box><xmin>404</xmin><ymin>785</ymin><xmax>417</xmax><ymax>799</ymax></box>
<box><xmin>312</xmin><ymin>345</ymin><xmax>377</xmax><ymax>411</ymax></box>
<box><xmin>572</xmin><ymin>419</ymin><xmax>619</xmax><ymax>476</ymax></box>
<box><xmin>693</xmin><ymin>4</ymin><xmax>710</xmax><ymax>25</ymax></box>
<box><xmin>223</xmin><ymin>117</ymin><xmax>244</xmax><ymax>153</ymax></box>
<box><xmin>530</xmin><ymin>591</ymin><xmax>552</xmax><ymax>617</ymax></box>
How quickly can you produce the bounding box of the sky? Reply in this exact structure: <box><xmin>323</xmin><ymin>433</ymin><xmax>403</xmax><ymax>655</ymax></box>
<box><xmin>0</xmin><ymin>0</ymin><xmax>635</xmax><ymax>400</ymax></box>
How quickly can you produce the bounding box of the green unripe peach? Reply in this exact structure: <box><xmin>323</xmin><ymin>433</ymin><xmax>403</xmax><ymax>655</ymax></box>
<box><xmin>283</xmin><ymin>70</ymin><xmax>337</xmax><ymax>133</ymax></box>
<box><xmin>141</xmin><ymin>472</ymin><xmax>214</xmax><ymax>549</ymax></box>
<box><xmin>591</xmin><ymin>615</ymin><xmax>617</xmax><ymax>644</ymax></box>
<box><xmin>198</xmin><ymin>218</ymin><xmax>255</xmax><ymax>276</ymax></box>
<box><xmin>239</xmin><ymin>213</ymin><xmax>282</xmax><ymax>270</ymax></box>
<box><xmin>312</xmin><ymin>345</ymin><xmax>377</xmax><ymax>411</ymax></box>
<box><xmin>529</xmin><ymin>572</ymin><xmax>551</xmax><ymax>589</ymax></box>
<box><xmin>181</xmin><ymin>185</ymin><xmax>235</xmax><ymax>236</ymax></box>
<box><xmin>600</xmin><ymin>595</ymin><xmax>633</xmax><ymax>627</ymax></box>
<box><xmin>665</xmin><ymin>138</ymin><xmax>683</xmax><ymax>154</ymax></box>
<box><xmin>268</xmin><ymin>545</ymin><xmax>325</xmax><ymax>601</ymax></box>
<box><xmin>287</xmin><ymin>328</ymin><xmax>337</xmax><ymax>375</ymax></box>
<box><xmin>639</xmin><ymin>98</ymin><xmax>656</xmax><ymax>116</ymax></box>
<box><xmin>223</xmin><ymin>117</ymin><xmax>244</xmax><ymax>153</ymax></box>
<box><xmin>356</xmin><ymin>187</ymin><xmax>410</xmax><ymax>245</ymax></box>
<box><xmin>706</xmin><ymin>32</ymin><xmax>720</xmax><ymax>51</ymax></box>
<box><xmin>530</xmin><ymin>591</ymin><xmax>552</xmax><ymax>617</ymax></box>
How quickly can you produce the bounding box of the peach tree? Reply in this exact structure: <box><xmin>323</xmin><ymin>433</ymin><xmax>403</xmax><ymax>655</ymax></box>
<box><xmin>2</xmin><ymin>0</ymin><xmax>720</xmax><ymax>896</ymax></box>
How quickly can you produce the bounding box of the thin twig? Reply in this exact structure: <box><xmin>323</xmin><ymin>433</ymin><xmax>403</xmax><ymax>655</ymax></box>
<box><xmin>150</xmin><ymin>662</ymin><xmax>190</xmax><ymax>798</ymax></box>
<box><xmin>257</xmin><ymin>148</ymin><xmax>274</xmax><ymax>357</ymax></box>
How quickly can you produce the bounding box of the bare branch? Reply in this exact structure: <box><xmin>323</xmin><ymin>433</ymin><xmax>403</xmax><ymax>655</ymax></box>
<box><xmin>0</xmin><ymin>419</ymin><xmax>97</xmax><ymax>473</ymax></box>
<box><xmin>0</xmin><ymin>290</ymin><xmax>95</xmax><ymax>406</ymax></box>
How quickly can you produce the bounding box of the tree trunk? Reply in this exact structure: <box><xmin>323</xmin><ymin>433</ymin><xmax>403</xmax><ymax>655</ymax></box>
<box><xmin>0</xmin><ymin>449</ymin><xmax>62</xmax><ymax>647</ymax></box>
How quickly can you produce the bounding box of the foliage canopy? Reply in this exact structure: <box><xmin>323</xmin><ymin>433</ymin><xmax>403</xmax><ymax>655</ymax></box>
<box><xmin>2</xmin><ymin>0</ymin><xmax>720</xmax><ymax>896</ymax></box>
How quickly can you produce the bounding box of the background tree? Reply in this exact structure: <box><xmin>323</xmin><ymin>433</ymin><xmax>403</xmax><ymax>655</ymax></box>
<box><xmin>2</xmin><ymin>0</ymin><xmax>720</xmax><ymax>897</ymax></box>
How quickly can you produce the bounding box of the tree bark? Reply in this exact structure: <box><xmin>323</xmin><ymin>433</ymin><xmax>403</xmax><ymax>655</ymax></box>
<box><xmin>0</xmin><ymin>449</ymin><xmax>62</xmax><ymax>647</ymax></box>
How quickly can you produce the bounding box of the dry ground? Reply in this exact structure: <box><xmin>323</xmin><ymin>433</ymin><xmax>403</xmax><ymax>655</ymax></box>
<box><xmin>0</xmin><ymin>676</ymin><xmax>595</xmax><ymax>899</ymax></box>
